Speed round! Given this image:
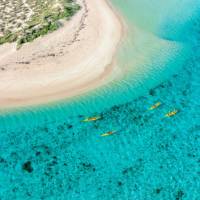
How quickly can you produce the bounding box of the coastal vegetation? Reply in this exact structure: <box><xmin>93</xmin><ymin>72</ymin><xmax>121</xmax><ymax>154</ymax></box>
<box><xmin>0</xmin><ymin>0</ymin><xmax>80</xmax><ymax>48</ymax></box>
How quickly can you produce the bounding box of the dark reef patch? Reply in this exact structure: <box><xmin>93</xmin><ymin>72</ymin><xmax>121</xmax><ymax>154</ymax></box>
<box><xmin>22</xmin><ymin>161</ymin><xmax>33</xmax><ymax>173</ymax></box>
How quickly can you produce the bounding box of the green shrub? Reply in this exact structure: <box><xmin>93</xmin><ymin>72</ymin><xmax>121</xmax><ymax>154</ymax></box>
<box><xmin>1</xmin><ymin>0</ymin><xmax>81</xmax><ymax>47</ymax></box>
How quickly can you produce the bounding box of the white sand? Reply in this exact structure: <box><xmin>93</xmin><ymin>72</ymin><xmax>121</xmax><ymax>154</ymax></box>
<box><xmin>0</xmin><ymin>0</ymin><xmax>122</xmax><ymax>108</ymax></box>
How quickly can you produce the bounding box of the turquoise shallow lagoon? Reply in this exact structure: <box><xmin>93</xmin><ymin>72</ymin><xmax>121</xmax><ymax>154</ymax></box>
<box><xmin>0</xmin><ymin>0</ymin><xmax>200</xmax><ymax>199</ymax></box>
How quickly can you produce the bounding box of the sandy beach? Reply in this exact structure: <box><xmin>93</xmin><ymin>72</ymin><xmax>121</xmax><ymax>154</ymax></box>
<box><xmin>0</xmin><ymin>0</ymin><xmax>122</xmax><ymax>108</ymax></box>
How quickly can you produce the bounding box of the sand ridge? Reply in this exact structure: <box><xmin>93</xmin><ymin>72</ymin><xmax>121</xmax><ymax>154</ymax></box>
<box><xmin>0</xmin><ymin>0</ymin><xmax>122</xmax><ymax>108</ymax></box>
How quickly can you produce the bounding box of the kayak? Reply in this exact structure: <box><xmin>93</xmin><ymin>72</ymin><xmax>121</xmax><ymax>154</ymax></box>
<box><xmin>101</xmin><ymin>130</ymin><xmax>117</xmax><ymax>137</ymax></box>
<box><xmin>149</xmin><ymin>102</ymin><xmax>161</xmax><ymax>110</ymax></box>
<box><xmin>165</xmin><ymin>109</ymin><xmax>178</xmax><ymax>117</ymax></box>
<box><xmin>82</xmin><ymin>116</ymin><xmax>101</xmax><ymax>122</ymax></box>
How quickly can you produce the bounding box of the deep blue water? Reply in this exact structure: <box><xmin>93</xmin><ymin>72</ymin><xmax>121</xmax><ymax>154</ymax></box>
<box><xmin>0</xmin><ymin>0</ymin><xmax>200</xmax><ymax>199</ymax></box>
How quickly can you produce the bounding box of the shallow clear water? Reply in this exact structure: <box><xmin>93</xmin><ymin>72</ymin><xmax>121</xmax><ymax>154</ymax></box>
<box><xmin>0</xmin><ymin>0</ymin><xmax>200</xmax><ymax>199</ymax></box>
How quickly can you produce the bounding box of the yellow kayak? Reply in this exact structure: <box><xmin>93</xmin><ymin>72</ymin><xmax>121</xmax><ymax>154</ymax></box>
<box><xmin>82</xmin><ymin>116</ymin><xmax>101</xmax><ymax>122</ymax></box>
<box><xmin>149</xmin><ymin>102</ymin><xmax>161</xmax><ymax>110</ymax></box>
<box><xmin>165</xmin><ymin>109</ymin><xmax>178</xmax><ymax>117</ymax></box>
<box><xmin>101</xmin><ymin>130</ymin><xmax>117</xmax><ymax>137</ymax></box>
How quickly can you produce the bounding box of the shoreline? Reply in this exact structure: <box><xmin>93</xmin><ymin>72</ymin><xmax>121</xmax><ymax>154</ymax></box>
<box><xmin>0</xmin><ymin>0</ymin><xmax>123</xmax><ymax>109</ymax></box>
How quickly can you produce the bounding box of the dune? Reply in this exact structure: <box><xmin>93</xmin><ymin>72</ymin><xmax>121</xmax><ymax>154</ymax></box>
<box><xmin>0</xmin><ymin>0</ymin><xmax>122</xmax><ymax>108</ymax></box>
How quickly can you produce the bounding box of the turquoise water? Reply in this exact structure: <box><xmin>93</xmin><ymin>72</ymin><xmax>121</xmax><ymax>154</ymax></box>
<box><xmin>0</xmin><ymin>0</ymin><xmax>200</xmax><ymax>199</ymax></box>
